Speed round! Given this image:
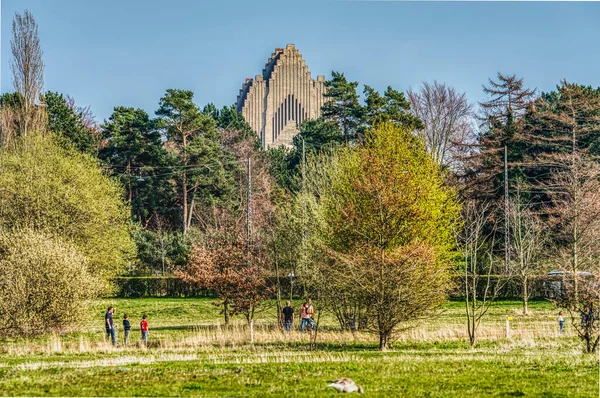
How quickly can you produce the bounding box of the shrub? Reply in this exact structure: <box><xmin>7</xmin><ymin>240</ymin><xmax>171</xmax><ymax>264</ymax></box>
<box><xmin>0</xmin><ymin>229</ymin><xmax>101</xmax><ymax>336</ymax></box>
<box><xmin>0</xmin><ymin>132</ymin><xmax>136</xmax><ymax>286</ymax></box>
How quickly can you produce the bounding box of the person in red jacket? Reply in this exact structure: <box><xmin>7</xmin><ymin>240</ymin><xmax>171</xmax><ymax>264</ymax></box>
<box><xmin>140</xmin><ymin>314</ymin><xmax>149</xmax><ymax>345</ymax></box>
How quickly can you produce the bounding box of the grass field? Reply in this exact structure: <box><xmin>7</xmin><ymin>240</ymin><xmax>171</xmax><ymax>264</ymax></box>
<box><xmin>0</xmin><ymin>298</ymin><xmax>598</xmax><ymax>396</ymax></box>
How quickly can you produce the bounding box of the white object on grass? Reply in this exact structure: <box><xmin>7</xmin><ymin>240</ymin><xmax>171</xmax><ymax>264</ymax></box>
<box><xmin>327</xmin><ymin>378</ymin><xmax>364</xmax><ymax>393</ymax></box>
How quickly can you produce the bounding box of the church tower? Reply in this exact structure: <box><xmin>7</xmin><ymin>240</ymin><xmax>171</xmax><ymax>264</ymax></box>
<box><xmin>236</xmin><ymin>44</ymin><xmax>326</xmax><ymax>149</ymax></box>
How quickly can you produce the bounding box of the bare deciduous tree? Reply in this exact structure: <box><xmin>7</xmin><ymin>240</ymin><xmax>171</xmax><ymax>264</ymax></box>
<box><xmin>546</xmin><ymin>155</ymin><xmax>600</xmax><ymax>302</ymax></box>
<box><xmin>408</xmin><ymin>81</ymin><xmax>475</xmax><ymax>169</ymax></box>
<box><xmin>460</xmin><ymin>201</ymin><xmax>506</xmax><ymax>348</ymax></box>
<box><xmin>506</xmin><ymin>194</ymin><xmax>548</xmax><ymax>315</ymax></box>
<box><xmin>10</xmin><ymin>10</ymin><xmax>45</xmax><ymax>136</ymax></box>
<box><xmin>324</xmin><ymin>242</ymin><xmax>449</xmax><ymax>350</ymax></box>
<box><xmin>65</xmin><ymin>95</ymin><xmax>100</xmax><ymax>136</ymax></box>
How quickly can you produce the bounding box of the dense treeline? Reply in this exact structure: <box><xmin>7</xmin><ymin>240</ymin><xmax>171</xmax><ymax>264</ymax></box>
<box><xmin>2</xmin><ymin>9</ymin><xmax>600</xmax><ymax>351</ymax></box>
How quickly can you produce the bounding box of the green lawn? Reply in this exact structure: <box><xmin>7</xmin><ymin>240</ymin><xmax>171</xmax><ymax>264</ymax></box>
<box><xmin>0</xmin><ymin>298</ymin><xmax>597</xmax><ymax>397</ymax></box>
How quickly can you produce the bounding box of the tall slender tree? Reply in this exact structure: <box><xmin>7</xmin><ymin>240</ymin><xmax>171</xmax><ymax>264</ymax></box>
<box><xmin>10</xmin><ymin>10</ymin><xmax>45</xmax><ymax>137</ymax></box>
<box><xmin>468</xmin><ymin>73</ymin><xmax>537</xmax><ymax>201</ymax></box>
<box><xmin>464</xmin><ymin>74</ymin><xmax>536</xmax><ymax>273</ymax></box>
<box><xmin>156</xmin><ymin>90</ymin><xmax>210</xmax><ymax>233</ymax></box>
<box><xmin>322</xmin><ymin>71</ymin><xmax>362</xmax><ymax>145</ymax></box>
<box><xmin>156</xmin><ymin>89</ymin><xmax>237</xmax><ymax>233</ymax></box>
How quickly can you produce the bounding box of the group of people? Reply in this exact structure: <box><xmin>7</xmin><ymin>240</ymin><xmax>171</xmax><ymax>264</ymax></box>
<box><xmin>281</xmin><ymin>299</ymin><xmax>316</xmax><ymax>332</ymax></box>
<box><xmin>105</xmin><ymin>299</ymin><xmax>316</xmax><ymax>347</ymax></box>
<box><xmin>104</xmin><ymin>306</ymin><xmax>149</xmax><ymax>347</ymax></box>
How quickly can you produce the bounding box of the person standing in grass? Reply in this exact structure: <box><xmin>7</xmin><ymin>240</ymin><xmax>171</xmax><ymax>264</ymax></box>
<box><xmin>300</xmin><ymin>299</ymin><xmax>315</xmax><ymax>332</ymax></box>
<box><xmin>558</xmin><ymin>311</ymin><xmax>565</xmax><ymax>335</ymax></box>
<box><xmin>140</xmin><ymin>314</ymin><xmax>149</xmax><ymax>345</ymax></box>
<box><xmin>282</xmin><ymin>301</ymin><xmax>294</xmax><ymax>332</ymax></box>
<box><xmin>123</xmin><ymin>314</ymin><xmax>131</xmax><ymax>345</ymax></box>
<box><xmin>105</xmin><ymin>307</ymin><xmax>116</xmax><ymax>346</ymax></box>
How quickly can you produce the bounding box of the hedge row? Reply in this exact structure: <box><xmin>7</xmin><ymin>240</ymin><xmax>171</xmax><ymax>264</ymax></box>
<box><xmin>112</xmin><ymin>275</ymin><xmax>562</xmax><ymax>299</ymax></box>
<box><xmin>113</xmin><ymin>277</ymin><xmax>212</xmax><ymax>298</ymax></box>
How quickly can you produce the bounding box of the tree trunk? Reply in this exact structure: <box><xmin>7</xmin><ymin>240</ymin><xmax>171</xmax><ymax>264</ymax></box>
<box><xmin>522</xmin><ymin>276</ymin><xmax>528</xmax><ymax>315</ymax></box>
<box><xmin>379</xmin><ymin>332</ymin><xmax>389</xmax><ymax>351</ymax></box>
<box><xmin>469</xmin><ymin>333</ymin><xmax>477</xmax><ymax>348</ymax></box>
<box><xmin>273</xmin><ymin>238</ymin><xmax>282</xmax><ymax>327</ymax></box>
<box><xmin>592</xmin><ymin>336</ymin><xmax>600</xmax><ymax>354</ymax></box>
<box><xmin>586</xmin><ymin>334</ymin><xmax>591</xmax><ymax>353</ymax></box>
<box><xmin>187</xmin><ymin>193</ymin><xmax>195</xmax><ymax>231</ymax></box>
<box><xmin>23</xmin><ymin>101</ymin><xmax>29</xmax><ymax>137</ymax></box>
<box><xmin>127</xmin><ymin>161</ymin><xmax>132</xmax><ymax>205</ymax></box>
<box><xmin>160</xmin><ymin>236</ymin><xmax>165</xmax><ymax>275</ymax></box>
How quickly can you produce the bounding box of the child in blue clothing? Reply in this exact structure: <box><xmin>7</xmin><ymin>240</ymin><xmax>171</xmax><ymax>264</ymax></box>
<box><xmin>123</xmin><ymin>314</ymin><xmax>131</xmax><ymax>345</ymax></box>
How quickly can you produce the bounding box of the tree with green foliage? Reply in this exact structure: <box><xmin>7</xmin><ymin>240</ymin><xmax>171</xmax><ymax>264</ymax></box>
<box><xmin>523</xmin><ymin>82</ymin><xmax>600</xmax><ymax>179</ymax></box>
<box><xmin>204</xmin><ymin>104</ymin><xmax>255</xmax><ymax>136</ymax></box>
<box><xmin>45</xmin><ymin>91</ymin><xmax>98</xmax><ymax>154</ymax></box>
<box><xmin>322</xmin><ymin>71</ymin><xmax>362</xmax><ymax>145</ymax></box>
<box><xmin>473</xmin><ymin>74</ymin><xmax>536</xmax><ymax>190</ymax></box>
<box><xmin>0</xmin><ymin>92</ymin><xmax>21</xmax><ymax>109</ymax></box>
<box><xmin>0</xmin><ymin>133</ymin><xmax>136</xmax><ymax>286</ymax></box>
<box><xmin>363</xmin><ymin>85</ymin><xmax>423</xmax><ymax>131</ymax></box>
<box><xmin>100</xmin><ymin>106</ymin><xmax>177</xmax><ymax>228</ymax></box>
<box><xmin>271</xmin><ymin>72</ymin><xmax>423</xmax><ymax>193</ymax></box>
<box><xmin>467</xmin><ymin>73</ymin><xmax>536</xmax><ymax>202</ymax></box>
<box><xmin>308</xmin><ymin>123</ymin><xmax>459</xmax><ymax>350</ymax></box>
<box><xmin>293</xmin><ymin>118</ymin><xmax>344</xmax><ymax>152</ymax></box>
<box><xmin>134</xmin><ymin>227</ymin><xmax>190</xmax><ymax>275</ymax></box>
<box><xmin>268</xmin><ymin>118</ymin><xmax>343</xmax><ymax>193</ymax></box>
<box><xmin>156</xmin><ymin>89</ymin><xmax>238</xmax><ymax>233</ymax></box>
<box><xmin>267</xmin><ymin>145</ymin><xmax>297</xmax><ymax>194</ymax></box>
<box><xmin>178</xmin><ymin>127</ymin><xmax>276</xmax><ymax>325</ymax></box>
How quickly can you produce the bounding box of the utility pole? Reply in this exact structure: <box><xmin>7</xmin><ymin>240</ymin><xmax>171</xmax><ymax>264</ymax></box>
<box><xmin>247</xmin><ymin>157</ymin><xmax>251</xmax><ymax>263</ymax></box>
<box><xmin>302</xmin><ymin>139</ymin><xmax>307</xmax><ymax>242</ymax></box>
<box><xmin>504</xmin><ymin>145</ymin><xmax>509</xmax><ymax>273</ymax></box>
<box><xmin>300</xmin><ymin>139</ymin><xmax>306</xmax><ymax>298</ymax></box>
<box><xmin>302</xmin><ymin>139</ymin><xmax>306</xmax><ymax>200</ymax></box>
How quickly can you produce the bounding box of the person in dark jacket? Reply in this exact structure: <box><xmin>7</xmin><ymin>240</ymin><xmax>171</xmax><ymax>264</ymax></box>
<box><xmin>123</xmin><ymin>314</ymin><xmax>131</xmax><ymax>345</ymax></box>
<box><xmin>282</xmin><ymin>301</ymin><xmax>294</xmax><ymax>332</ymax></box>
<box><xmin>105</xmin><ymin>307</ymin><xmax>115</xmax><ymax>346</ymax></box>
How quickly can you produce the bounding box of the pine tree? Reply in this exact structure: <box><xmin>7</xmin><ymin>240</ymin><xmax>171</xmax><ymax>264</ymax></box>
<box><xmin>100</xmin><ymin>106</ymin><xmax>176</xmax><ymax>228</ymax></box>
<box><xmin>321</xmin><ymin>71</ymin><xmax>362</xmax><ymax>145</ymax></box>
<box><xmin>466</xmin><ymin>73</ymin><xmax>537</xmax><ymax>202</ymax></box>
<box><xmin>156</xmin><ymin>89</ymin><xmax>238</xmax><ymax>233</ymax></box>
<box><xmin>363</xmin><ymin>85</ymin><xmax>423</xmax><ymax>131</ymax></box>
<box><xmin>45</xmin><ymin>91</ymin><xmax>98</xmax><ymax>154</ymax></box>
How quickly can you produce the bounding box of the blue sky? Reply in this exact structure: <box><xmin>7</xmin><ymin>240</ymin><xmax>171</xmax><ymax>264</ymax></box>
<box><xmin>2</xmin><ymin>0</ymin><xmax>599</xmax><ymax>122</ymax></box>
